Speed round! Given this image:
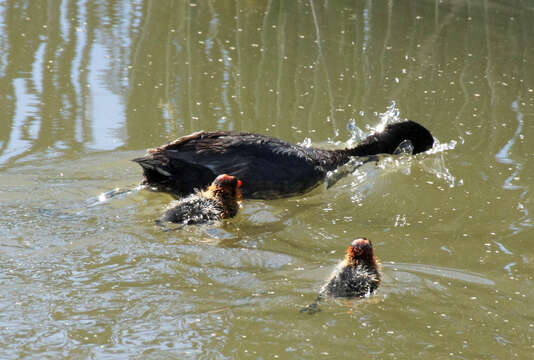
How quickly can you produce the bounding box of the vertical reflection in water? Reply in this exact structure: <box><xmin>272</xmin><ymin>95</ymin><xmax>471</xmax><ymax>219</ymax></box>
<box><xmin>309</xmin><ymin>0</ymin><xmax>336</xmax><ymax>131</ymax></box>
<box><xmin>0</xmin><ymin>5</ymin><xmax>6</xmax><ymax>79</ymax></box>
<box><xmin>38</xmin><ymin>1</ymin><xmax>62</xmax><ymax>154</ymax></box>
<box><xmin>126</xmin><ymin>0</ymin><xmax>170</xmax><ymax>147</ymax></box>
<box><xmin>0</xmin><ymin>2</ymin><xmax>45</xmax><ymax>166</ymax></box>
<box><xmin>233</xmin><ymin>0</ymin><xmax>243</xmax><ymax>127</ymax></box>
<box><xmin>5</xmin><ymin>79</ymin><xmax>37</xmax><ymax>164</ymax></box>
<box><xmin>253</xmin><ymin>0</ymin><xmax>272</xmax><ymax>126</ymax></box>
<box><xmin>78</xmin><ymin>0</ymin><xmax>96</xmax><ymax>146</ymax></box>
<box><xmin>434</xmin><ymin>0</ymin><xmax>439</xmax><ymax>33</ymax></box>
<box><xmin>207</xmin><ymin>1</ymin><xmax>233</xmax><ymax>129</ymax></box>
<box><xmin>483</xmin><ymin>0</ymin><xmax>498</xmax><ymax>156</ymax></box>
<box><xmin>0</xmin><ymin>1</ymin><xmax>116</xmax><ymax>165</ymax></box>
<box><xmin>72</xmin><ymin>0</ymin><xmax>85</xmax><ymax>144</ymax></box>
<box><xmin>362</xmin><ymin>1</ymin><xmax>370</xmax><ymax>53</ymax></box>
<box><xmin>360</xmin><ymin>0</ymin><xmax>371</xmax><ymax>112</ymax></box>
<box><xmin>274</xmin><ymin>2</ymin><xmax>284</xmax><ymax>129</ymax></box>
<box><xmin>379</xmin><ymin>0</ymin><xmax>392</xmax><ymax>92</ymax></box>
<box><xmin>495</xmin><ymin>100</ymin><xmax>531</xmax><ymax>234</ymax></box>
<box><xmin>60</xmin><ymin>0</ymin><xmax>81</xmax><ymax>152</ymax></box>
<box><xmin>456</xmin><ymin>2</ymin><xmax>471</xmax><ymax>138</ymax></box>
<box><xmin>308</xmin><ymin>1</ymin><xmax>320</xmax><ymax>130</ymax></box>
<box><xmin>185</xmin><ymin>0</ymin><xmax>193</xmax><ymax>130</ymax></box>
<box><xmin>59</xmin><ymin>0</ymin><xmax>70</xmax><ymax>43</ymax></box>
<box><xmin>277</xmin><ymin>0</ymin><xmax>297</xmax><ymax>139</ymax></box>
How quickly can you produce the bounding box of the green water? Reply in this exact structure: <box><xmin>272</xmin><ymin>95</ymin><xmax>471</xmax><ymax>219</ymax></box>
<box><xmin>1</xmin><ymin>1</ymin><xmax>533</xmax><ymax>358</ymax></box>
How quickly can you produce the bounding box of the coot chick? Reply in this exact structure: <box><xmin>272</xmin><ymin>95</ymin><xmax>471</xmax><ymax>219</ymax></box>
<box><xmin>133</xmin><ymin>120</ymin><xmax>433</xmax><ymax>199</ymax></box>
<box><xmin>301</xmin><ymin>238</ymin><xmax>381</xmax><ymax>314</ymax></box>
<box><xmin>159</xmin><ymin>174</ymin><xmax>242</xmax><ymax>225</ymax></box>
<box><xmin>320</xmin><ymin>237</ymin><xmax>381</xmax><ymax>298</ymax></box>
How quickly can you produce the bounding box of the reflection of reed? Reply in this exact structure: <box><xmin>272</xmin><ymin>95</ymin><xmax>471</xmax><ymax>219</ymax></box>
<box><xmin>483</xmin><ymin>0</ymin><xmax>500</xmax><ymax>158</ymax></box>
<box><xmin>309</xmin><ymin>0</ymin><xmax>336</xmax><ymax>133</ymax></box>
<box><xmin>79</xmin><ymin>0</ymin><xmax>97</xmax><ymax>145</ymax></box>
<box><xmin>0</xmin><ymin>2</ymin><xmax>45</xmax><ymax>166</ymax></box>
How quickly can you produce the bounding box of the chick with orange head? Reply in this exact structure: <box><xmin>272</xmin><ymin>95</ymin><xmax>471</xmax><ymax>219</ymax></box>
<box><xmin>320</xmin><ymin>237</ymin><xmax>381</xmax><ymax>298</ymax></box>
<box><xmin>159</xmin><ymin>174</ymin><xmax>242</xmax><ymax>225</ymax></box>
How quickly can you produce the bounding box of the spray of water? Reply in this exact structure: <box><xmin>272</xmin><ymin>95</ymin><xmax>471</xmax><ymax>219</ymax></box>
<box><xmin>327</xmin><ymin>103</ymin><xmax>460</xmax><ymax>201</ymax></box>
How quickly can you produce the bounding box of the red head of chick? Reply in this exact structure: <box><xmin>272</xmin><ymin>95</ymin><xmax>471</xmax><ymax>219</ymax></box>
<box><xmin>320</xmin><ymin>237</ymin><xmax>381</xmax><ymax>298</ymax></box>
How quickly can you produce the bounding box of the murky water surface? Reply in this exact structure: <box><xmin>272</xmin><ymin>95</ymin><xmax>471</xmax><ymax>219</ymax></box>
<box><xmin>1</xmin><ymin>1</ymin><xmax>533</xmax><ymax>358</ymax></box>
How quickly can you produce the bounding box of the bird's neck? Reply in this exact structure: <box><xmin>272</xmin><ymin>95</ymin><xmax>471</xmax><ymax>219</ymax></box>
<box><xmin>322</xmin><ymin>142</ymin><xmax>380</xmax><ymax>169</ymax></box>
<box><xmin>345</xmin><ymin>135</ymin><xmax>383</xmax><ymax>157</ymax></box>
<box><xmin>345</xmin><ymin>253</ymin><xmax>380</xmax><ymax>270</ymax></box>
<box><xmin>204</xmin><ymin>186</ymin><xmax>240</xmax><ymax>218</ymax></box>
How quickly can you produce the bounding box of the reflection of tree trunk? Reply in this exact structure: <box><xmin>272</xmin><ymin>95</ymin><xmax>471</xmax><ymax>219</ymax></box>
<box><xmin>348</xmin><ymin>1</ymin><xmax>364</xmax><ymax>117</ymax></box>
<box><xmin>483</xmin><ymin>0</ymin><xmax>498</xmax><ymax>157</ymax></box>
<box><xmin>36</xmin><ymin>1</ymin><xmax>62</xmax><ymax>153</ymax></box>
<box><xmin>253</xmin><ymin>0</ymin><xmax>274</xmax><ymax>126</ymax></box>
<box><xmin>233</xmin><ymin>0</ymin><xmax>244</xmax><ymax>129</ymax></box>
<box><xmin>0</xmin><ymin>1</ymin><xmax>46</xmax><ymax>163</ymax></box>
<box><xmin>126</xmin><ymin>0</ymin><xmax>171</xmax><ymax>148</ymax></box>
<box><xmin>274</xmin><ymin>2</ymin><xmax>288</xmax><ymax>136</ymax></box>
<box><xmin>310</xmin><ymin>0</ymin><xmax>336</xmax><ymax>132</ymax></box>
<box><xmin>0</xmin><ymin>67</ymin><xmax>15</xmax><ymax>161</ymax></box>
<box><xmin>79</xmin><ymin>0</ymin><xmax>97</xmax><ymax>145</ymax></box>
<box><xmin>57</xmin><ymin>0</ymin><xmax>82</xmax><ymax>152</ymax></box>
<box><xmin>1</xmin><ymin>0</ymin><xmax>63</xmax><ymax>167</ymax></box>
<box><xmin>276</xmin><ymin>0</ymin><xmax>297</xmax><ymax>139</ymax></box>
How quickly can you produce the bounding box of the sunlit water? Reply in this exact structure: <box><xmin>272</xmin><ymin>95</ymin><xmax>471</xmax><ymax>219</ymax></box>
<box><xmin>1</xmin><ymin>1</ymin><xmax>534</xmax><ymax>359</ymax></box>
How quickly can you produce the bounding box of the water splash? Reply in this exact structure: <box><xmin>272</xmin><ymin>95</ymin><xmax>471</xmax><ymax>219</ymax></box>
<box><xmin>393</xmin><ymin>140</ymin><xmax>414</xmax><ymax>155</ymax></box>
<box><xmin>86</xmin><ymin>184</ymin><xmax>145</xmax><ymax>207</ymax></box>
<box><xmin>428</xmin><ymin>138</ymin><xmax>458</xmax><ymax>154</ymax></box>
<box><xmin>346</xmin><ymin>102</ymin><xmax>402</xmax><ymax>146</ymax></box>
<box><xmin>421</xmin><ymin>152</ymin><xmax>458</xmax><ymax>187</ymax></box>
<box><xmin>328</xmin><ymin>104</ymin><xmax>460</xmax><ymax>196</ymax></box>
<box><xmin>376</xmin><ymin>101</ymin><xmax>402</xmax><ymax>132</ymax></box>
<box><xmin>345</xmin><ymin>118</ymin><xmax>367</xmax><ymax>147</ymax></box>
<box><xmin>325</xmin><ymin>156</ymin><xmax>366</xmax><ymax>189</ymax></box>
<box><xmin>349</xmin><ymin>166</ymin><xmax>379</xmax><ymax>205</ymax></box>
<box><xmin>299</xmin><ymin>137</ymin><xmax>313</xmax><ymax>148</ymax></box>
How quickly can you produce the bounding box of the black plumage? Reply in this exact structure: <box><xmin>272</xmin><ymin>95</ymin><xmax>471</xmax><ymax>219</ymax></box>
<box><xmin>133</xmin><ymin>120</ymin><xmax>433</xmax><ymax>199</ymax></box>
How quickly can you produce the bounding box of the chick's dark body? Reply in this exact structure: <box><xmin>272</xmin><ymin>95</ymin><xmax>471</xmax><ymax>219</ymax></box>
<box><xmin>160</xmin><ymin>196</ymin><xmax>224</xmax><ymax>225</ymax></box>
<box><xmin>320</xmin><ymin>263</ymin><xmax>381</xmax><ymax>298</ymax></box>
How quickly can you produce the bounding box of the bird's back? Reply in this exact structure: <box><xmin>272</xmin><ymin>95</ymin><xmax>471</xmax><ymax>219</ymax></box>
<box><xmin>135</xmin><ymin>131</ymin><xmax>328</xmax><ymax>199</ymax></box>
<box><xmin>321</xmin><ymin>263</ymin><xmax>381</xmax><ymax>298</ymax></box>
<box><xmin>160</xmin><ymin>195</ymin><xmax>223</xmax><ymax>224</ymax></box>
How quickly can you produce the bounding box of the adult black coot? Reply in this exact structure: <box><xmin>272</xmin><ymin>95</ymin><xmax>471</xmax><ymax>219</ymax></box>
<box><xmin>158</xmin><ymin>174</ymin><xmax>242</xmax><ymax>225</ymax></box>
<box><xmin>133</xmin><ymin>120</ymin><xmax>433</xmax><ymax>199</ymax></box>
